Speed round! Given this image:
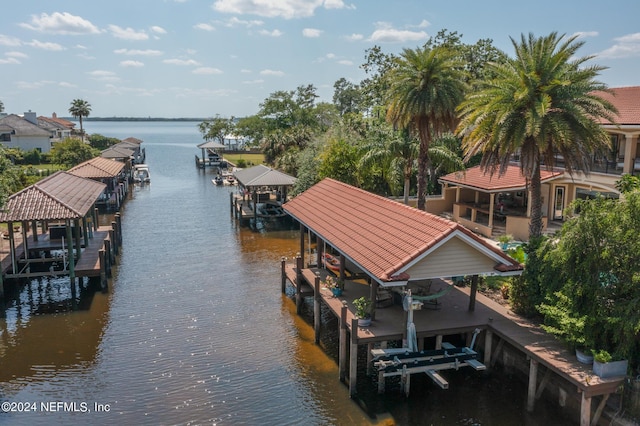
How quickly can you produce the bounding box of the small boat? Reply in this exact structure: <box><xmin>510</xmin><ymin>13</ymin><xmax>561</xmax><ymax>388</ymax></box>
<box><xmin>212</xmin><ymin>175</ymin><xmax>223</xmax><ymax>186</ymax></box>
<box><xmin>225</xmin><ymin>175</ymin><xmax>236</xmax><ymax>185</ymax></box>
<box><xmin>133</xmin><ymin>164</ymin><xmax>150</xmax><ymax>183</ymax></box>
<box><xmin>258</xmin><ymin>200</ymin><xmax>286</xmax><ymax>218</ymax></box>
<box><xmin>322</xmin><ymin>253</ymin><xmax>341</xmax><ymax>273</ymax></box>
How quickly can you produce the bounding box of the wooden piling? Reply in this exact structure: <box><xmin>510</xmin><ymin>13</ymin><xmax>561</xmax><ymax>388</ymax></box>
<box><xmin>99</xmin><ymin>249</ymin><xmax>107</xmax><ymax>290</ymax></box>
<box><xmin>484</xmin><ymin>330</ymin><xmax>493</xmax><ymax>367</ymax></box>
<box><xmin>111</xmin><ymin>222</ymin><xmax>118</xmax><ymax>256</ymax></box>
<box><xmin>295</xmin><ymin>256</ymin><xmax>303</xmax><ymax>315</ymax></box>
<box><xmin>339</xmin><ymin>302</ymin><xmax>348</xmax><ymax>383</ymax></box>
<box><xmin>349</xmin><ymin>317</ymin><xmax>358</xmax><ymax>397</ymax></box>
<box><xmin>314</xmin><ymin>275</ymin><xmax>321</xmax><ymax>344</ymax></box>
<box><xmin>527</xmin><ymin>359</ymin><xmax>538</xmax><ymax>412</ymax></box>
<box><xmin>280</xmin><ymin>257</ymin><xmax>286</xmax><ymax>293</ymax></box>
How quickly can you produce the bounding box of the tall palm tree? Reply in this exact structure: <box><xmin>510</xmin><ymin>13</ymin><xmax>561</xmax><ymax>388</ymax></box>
<box><xmin>386</xmin><ymin>45</ymin><xmax>466</xmax><ymax>210</ymax></box>
<box><xmin>69</xmin><ymin>99</ymin><xmax>92</xmax><ymax>141</ymax></box>
<box><xmin>457</xmin><ymin>32</ymin><xmax>617</xmax><ymax>238</ymax></box>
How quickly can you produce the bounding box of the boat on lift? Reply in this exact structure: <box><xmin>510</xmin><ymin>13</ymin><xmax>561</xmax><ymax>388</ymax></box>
<box><xmin>133</xmin><ymin>164</ymin><xmax>150</xmax><ymax>183</ymax></box>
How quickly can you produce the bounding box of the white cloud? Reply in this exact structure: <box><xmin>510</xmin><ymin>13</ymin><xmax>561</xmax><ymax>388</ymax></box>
<box><xmin>108</xmin><ymin>25</ymin><xmax>149</xmax><ymax>41</ymax></box>
<box><xmin>114</xmin><ymin>48</ymin><xmax>163</xmax><ymax>56</ymax></box>
<box><xmin>19</xmin><ymin>12</ymin><xmax>100</xmax><ymax>35</ymax></box>
<box><xmin>0</xmin><ymin>34</ymin><xmax>22</xmax><ymax>47</ymax></box>
<box><xmin>219</xmin><ymin>17</ymin><xmax>264</xmax><ymax>28</ymax></box>
<box><xmin>241</xmin><ymin>69</ymin><xmax>252</xmax><ymax>73</ymax></box>
<box><xmin>16</xmin><ymin>80</ymin><xmax>54</xmax><ymax>89</ymax></box>
<box><xmin>572</xmin><ymin>31</ymin><xmax>598</xmax><ymax>39</ymax></box>
<box><xmin>6</xmin><ymin>51</ymin><xmax>28</xmax><ymax>59</ymax></box>
<box><xmin>337</xmin><ymin>59</ymin><xmax>353</xmax><ymax>65</ymax></box>
<box><xmin>260</xmin><ymin>69</ymin><xmax>284</xmax><ymax>76</ymax></box>
<box><xmin>88</xmin><ymin>70</ymin><xmax>119</xmax><ymax>82</ymax></box>
<box><xmin>213</xmin><ymin>0</ymin><xmax>348</xmax><ymax>19</ymax></box>
<box><xmin>258</xmin><ymin>29</ymin><xmax>283</xmax><ymax>37</ymax></box>
<box><xmin>26</xmin><ymin>40</ymin><xmax>65</xmax><ymax>51</ymax></box>
<box><xmin>0</xmin><ymin>57</ymin><xmax>20</xmax><ymax>65</ymax></box>
<box><xmin>151</xmin><ymin>26</ymin><xmax>167</xmax><ymax>34</ymax></box>
<box><xmin>120</xmin><ymin>60</ymin><xmax>144</xmax><ymax>67</ymax></box>
<box><xmin>368</xmin><ymin>22</ymin><xmax>427</xmax><ymax>43</ymax></box>
<box><xmin>193</xmin><ymin>67</ymin><xmax>223</xmax><ymax>75</ymax></box>
<box><xmin>163</xmin><ymin>58</ymin><xmax>201</xmax><ymax>66</ymax></box>
<box><xmin>195</xmin><ymin>23</ymin><xmax>216</xmax><ymax>31</ymax></box>
<box><xmin>346</xmin><ymin>33</ymin><xmax>363</xmax><ymax>41</ymax></box>
<box><xmin>303</xmin><ymin>28</ymin><xmax>322</xmax><ymax>38</ymax></box>
<box><xmin>58</xmin><ymin>82</ymin><xmax>77</xmax><ymax>88</ymax></box>
<box><xmin>243</xmin><ymin>79</ymin><xmax>264</xmax><ymax>84</ymax></box>
<box><xmin>415</xmin><ymin>19</ymin><xmax>430</xmax><ymax>29</ymax></box>
<box><xmin>599</xmin><ymin>33</ymin><xmax>640</xmax><ymax>59</ymax></box>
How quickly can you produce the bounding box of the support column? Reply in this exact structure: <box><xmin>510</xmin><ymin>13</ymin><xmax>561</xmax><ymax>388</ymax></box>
<box><xmin>295</xmin><ymin>256</ymin><xmax>303</xmax><ymax>315</ymax></box>
<box><xmin>435</xmin><ymin>335</ymin><xmax>443</xmax><ymax>350</ymax></box>
<box><xmin>280</xmin><ymin>257</ymin><xmax>286</xmax><ymax>293</ymax></box>
<box><xmin>484</xmin><ymin>330</ymin><xmax>493</xmax><ymax>367</ymax></box>
<box><xmin>99</xmin><ymin>249</ymin><xmax>107</xmax><ymax>291</ymax></box>
<box><xmin>349</xmin><ymin>318</ymin><xmax>358</xmax><ymax>397</ymax></box>
<box><xmin>468</xmin><ymin>274</ymin><xmax>478</xmax><ymax>311</ymax></box>
<box><xmin>66</xmin><ymin>220</ymin><xmax>77</xmax><ymax>304</ymax></box>
<box><xmin>313</xmin><ymin>275</ymin><xmax>321</xmax><ymax>344</ymax></box>
<box><xmin>527</xmin><ymin>359</ymin><xmax>538</xmax><ymax>412</ymax></box>
<box><xmin>580</xmin><ymin>392</ymin><xmax>592</xmax><ymax>426</ymax></box>
<box><xmin>623</xmin><ymin>134</ymin><xmax>638</xmax><ymax>174</ymax></box>
<box><xmin>299</xmin><ymin>224</ymin><xmax>305</xmax><ymax>267</ymax></box>
<box><xmin>339</xmin><ymin>303</ymin><xmax>348</xmax><ymax>382</ymax></box>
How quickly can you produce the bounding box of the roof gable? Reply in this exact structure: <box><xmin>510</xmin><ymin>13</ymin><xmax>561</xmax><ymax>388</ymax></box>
<box><xmin>0</xmin><ymin>171</ymin><xmax>106</xmax><ymax>222</ymax></box>
<box><xmin>283</xmin><ymin>178</ymin><xmax>521</xmax><ymax>283</ymax></box>
<box><xmin>234</xmin><ymin>164</ymin><xmax>296</xmax><ymax>187</ymax></box>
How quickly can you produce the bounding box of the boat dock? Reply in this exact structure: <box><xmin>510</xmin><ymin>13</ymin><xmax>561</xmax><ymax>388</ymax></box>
<box><xmin>281</xmin><ymin>258</ymin><xmax>624</xmax><ymax>426</ymax></box>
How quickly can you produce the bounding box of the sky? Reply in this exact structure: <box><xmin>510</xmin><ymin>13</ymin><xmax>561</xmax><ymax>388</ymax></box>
<box><xmin>2</xmin><ymin>0</ymin><xmax>640</xmax><ymax>119</ymax></box>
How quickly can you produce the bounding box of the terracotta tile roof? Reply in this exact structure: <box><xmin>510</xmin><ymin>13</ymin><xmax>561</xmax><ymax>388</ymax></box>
<box><xmin>122</xmin><ymin>137</ymin><xmax>143</xmax><ymax>144</ymax></box>
<box><xmin>594</xmin><ymin>86</ymin><xmax>640</xmax><ymax>125</ymax></box>
<box><xmin>234</xmin><ymin>164</ymin><xmax>296</xmax><ymax>187</ymax></box>
<box><xmin>38</xmin><ymin>116</ymin><xmax>75</xmax><ymax>129</ymax></box>
<box><xmin>283</xmin><ymin>178</ymin><xmax>521</xmax><ymax>282</ymax></box>
<box><xmin>0</xmin><ymin>171</ymin><xmax>106</xmax><ymax>222</ymax></box>
<box><xmin>68</xmin><ymin>156</ymin><xmax>125</xmax><ymax>179</ymax></box>
<box><xmin>101</xmin><ymin>145</ymin><xmax>134</xmax><ymax>159</ymax></box>
<box><xmin>439</xmin><ymin>164</ymin><xmax>563</xmax><ymax>192</ymax></box>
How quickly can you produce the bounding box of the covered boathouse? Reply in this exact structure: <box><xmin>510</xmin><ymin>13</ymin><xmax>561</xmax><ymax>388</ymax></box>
<box><xmin>281</xmin><ymin>178</ymin><xmax>624</xmax><ymax>426</ymax></box>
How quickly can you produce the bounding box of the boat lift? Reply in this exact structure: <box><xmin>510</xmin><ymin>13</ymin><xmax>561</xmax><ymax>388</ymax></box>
<box><xmin>371</xmin><ymin>329</ymin><xmax>486</xmax><ymax>396</ymax></box>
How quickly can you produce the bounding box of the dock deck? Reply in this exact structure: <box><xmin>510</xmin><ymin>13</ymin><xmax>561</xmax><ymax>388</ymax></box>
<box><xmin>284</xmin><ymin>261</ymin><xmax>623</xmax><ymax>425</ymax></box>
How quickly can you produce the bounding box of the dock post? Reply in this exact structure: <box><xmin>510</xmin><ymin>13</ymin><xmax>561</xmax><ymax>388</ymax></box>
<box><xmin>527</xmin><ymin>359</ymin><xmax>538</xmax><ymax>412</ymax></box>
<box><xmin>280</xmin><ymin>257</ymin><xmax>286</xmax><ymax>293</ymax></box>
<box><xmin>484</xmin><ymin>330</ymin><xmax>493</xmax><ymax>367</ymax></box>
<box><xmin>295</xmin><ymin>256</ymin><xmax>303</xmax><ymax>315</ymax></box>
<box><xmin>349</xmin><ymin>318</ymin><xmax>358</xmax><ymax>398</ymax></box>
<box><xmin>339</xmin><ymin>302</ymin><xmax>348</xmax><ymax>382</ymax></box>
<box><xmin>402</xmin><ymin>364</ymin><xmax>411</xmax><ymax>397</ymax></box>
<box><xmin>580</xmin><ymin>392</ymin><xmax>591</xmax><ymax>426</ymax></box>
<box><xmin>93</xmin><ymin>208</ymin><xmax>99</xmax><ymax>231</ymax></box>
<box><xmin>230</xmin><ymin>192</ymin><xmax>233</xmax><ymax>216</ymax></box>
<box><xmin>115</xmin><ymin>214</ymin><xmax>122</xmax><ymax>247</ymax></box>
<box><xmin>435</xmin><ymin>335</ymin><xmax>443</xmax><ymax>350</ymax></box>
<box><xmin>468</xmin><ymin>274</ymin><xmax>478</xmax><ymax>311</ymax></box>
<box><xmin>104</xmin><ymin>239</ymin><xmax>112</xmax><ymax>276</ymax></box>
<box><xmin>314</xmin><ymin>275</ymin><xmax>321</xmax><ymax>344</ymax></box>
<box><xmin>99</xmin><ymin>249</ymin><xmax>108</xmax><ymax>291</ymax></box>
<box><xmin>111</xmin><ymin>222</ymin><xmax>118</xmax><ymax>256</ymax></box>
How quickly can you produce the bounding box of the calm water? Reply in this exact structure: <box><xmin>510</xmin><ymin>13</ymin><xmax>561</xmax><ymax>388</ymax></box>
<box><xmin>0</xmin><ymin>121</ymin><xmax>573</xmax><ymax>425</ymax></box>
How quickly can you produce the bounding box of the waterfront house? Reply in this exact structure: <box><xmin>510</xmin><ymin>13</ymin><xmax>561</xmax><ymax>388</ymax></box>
<box><xmin>427</xmin><ymin>86</ymin><xmax>640</xmax><ymax>241</ymax></box>
<box><xmin>0</xmin><ymin>112</ymin><xmax>52</xmax><ymax>153</ymax></box>
<box><xmin>68</xmin><ymin>157</ymin><xmax>127</xmax><ymax>211</ymax></box>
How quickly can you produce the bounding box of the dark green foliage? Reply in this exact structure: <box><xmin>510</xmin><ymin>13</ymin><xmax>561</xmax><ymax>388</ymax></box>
<box><xmin>22</xmin><ymin>149</ymin><xmax>42</xmax><ymax>165</ymax></box>
<box><xmin>50</xmin><ymin>137</ymin><xmax>100</xmax><ymax>167</ymax></box>
<box><xmin>88</xmin><ymin>133</ymin><xmax>121</xmax><ymax>150</ymax></box>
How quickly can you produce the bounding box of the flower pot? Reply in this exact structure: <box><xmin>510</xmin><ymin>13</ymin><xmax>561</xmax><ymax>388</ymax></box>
<box><xmin>357</xmin><ymin>318</ymin><xmax>371</xmax><ymax>327</ymax></box>
<box><xmin>576</xmin><ymin>349</ymin><xmax>593</xmax><ymax>365</ymax></box>
<box><xmin>331</xmin><ymin>288</ymin><xmax>343</xmax><ymax>297</ymax></box>
<box><xmin>593</xmin><ymin>359</ymin><xmax>628</xmax><ymax>378</ymax></box>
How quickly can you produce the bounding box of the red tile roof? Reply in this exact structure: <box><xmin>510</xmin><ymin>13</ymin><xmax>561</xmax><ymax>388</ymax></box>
<box><xmin>594</xmin><ymin>86</ymin><xmax>640</xmax><ymax>125</ymax></box>
<box><xmin>283</xmin><ymin>178</ymin><xmax>521</xmax><ymax>282</ymax></box>
<box><xmin>439</xmin><ymin>164</ymin><xmax>563</xmax><ymax>192</ymax></box>
<box><xmin>68</xmin><ymin>156</ymin><xmax>125</xmax><ymax>179</ymax></box>
<box><xmin>0</xmin><ymin>171</ymin><xmax>106</xmax><ymax>222</ymax></box>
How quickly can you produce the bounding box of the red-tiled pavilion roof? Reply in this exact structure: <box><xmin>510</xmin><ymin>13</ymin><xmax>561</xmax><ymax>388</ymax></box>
<box><xmin>283</xmin><ymin>178</ymin><xmax>521</xmax><ymax>283</ymax></box>
<box><xmin>594</xmin><ymin>86</ymin><xmax>640</xmax><ymax>125</ymax></box>
<box><xmin>68</xmin><ymin>156</ymin><xmax>125</xmax><ymax>179</ymax></box>
<box><xmin>439</xmin><ymin>164</ymin><xmax>563</xmax><ymax>192</ymax></box>
<box><xmin>0</xmin><ymin>171</ymin><xmax>106</xmax><ymax>222</ymax></box>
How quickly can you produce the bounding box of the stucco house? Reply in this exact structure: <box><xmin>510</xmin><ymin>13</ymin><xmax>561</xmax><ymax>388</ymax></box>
<box><xmin>427</xmin><ymin>86</ymin><xmax>640</xmax><ymax>241</ymax></box>
<box><xmin>0</xmin><ymin>112</ymin><xmax>52</xmax><ymax>153</ymax></box>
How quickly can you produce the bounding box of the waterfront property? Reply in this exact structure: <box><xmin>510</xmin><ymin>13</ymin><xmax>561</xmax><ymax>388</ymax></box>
<box><xmin>68</xmin><ymin>156</ymin><xmax>129</xmax><ymax>211</ymax></box>
<box><xmin>0</xmin><ymin>171</ymin><xmax>123</xmax><ymax>300</ymax></box>
<box><xmin>195</xmin><ymin>140</ymin><xmax>226</xmax><ymax>169</ymax></box>
<box><xmin>281</xmin><ymin>178</ymin><xmax>624</xmax><ymax>426</ymax></box>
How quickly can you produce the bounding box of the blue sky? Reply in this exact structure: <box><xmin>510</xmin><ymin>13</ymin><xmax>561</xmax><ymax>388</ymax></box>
<box><xmin>2</xmin><ymin>0</ymin><xmax>640</xmax><ymax>119</ymax></box>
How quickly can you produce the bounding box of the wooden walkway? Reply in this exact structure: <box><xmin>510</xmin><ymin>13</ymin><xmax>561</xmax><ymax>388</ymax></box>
<box><xmin>283</xmin><ymin>260</ymin><xmax>624</xmax><ymax>426</ymax></box>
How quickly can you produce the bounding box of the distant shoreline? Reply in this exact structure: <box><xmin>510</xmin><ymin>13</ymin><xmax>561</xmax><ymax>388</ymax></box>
<box><xmin>66</xmin><ymin>117</ymin><xmax>207</xmax><ymax>122</ymax></box>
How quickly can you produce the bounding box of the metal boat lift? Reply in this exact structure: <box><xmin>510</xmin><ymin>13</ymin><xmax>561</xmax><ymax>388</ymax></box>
<box><xmin>371</xmin><ymin>329</ymin><xmax>486</xmax><ymax>396</ymax></box>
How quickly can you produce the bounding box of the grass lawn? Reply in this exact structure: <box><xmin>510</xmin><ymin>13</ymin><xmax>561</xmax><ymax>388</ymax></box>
<box><xmin>223</xmin><ymin>153</ymin><xmax>264</xmax><ymax>167</ymax></box>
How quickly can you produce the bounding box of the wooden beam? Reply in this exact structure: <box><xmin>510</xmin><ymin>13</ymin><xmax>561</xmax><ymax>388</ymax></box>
<box><xmin>590</xmin><ymin>394</ymin><xmax>609</xmax><ymax>426</ymax></box>
<box><xmin>339</xmin><ymin>303</ymin><xmax>348</xmax><ymax>382</ymax></box>
<box><xmin>468</xmin><ymin>274</ymin><xmax>478</xmax><ymax>311</ymax></box>
<box><xmin>484</xmin><ymin>330</ymin><xmax>493</xmax><ymax>368</ymax></box>
<box><xmin>527</xmin><ymin>359</ymin><xmax>538</xmax><ymax>412</ymax></box>
<box><xmin>535</xmin><ymin>367</ymin><xmax>552</xmax><ymax>399</ymax></box>
<box><xmin>349</xmin><ymin>318</ymin><xmax>358</xmax><ymax>397</ymax></box>
<box><xmin>580</xmin><ymin>391</ymin><xmax>592</xmax><ymax>426</ymax></box>
<box><xmin>314</xmin><ymin>275</ymin><xmax>321</xmax><ymax>344</ymax></box>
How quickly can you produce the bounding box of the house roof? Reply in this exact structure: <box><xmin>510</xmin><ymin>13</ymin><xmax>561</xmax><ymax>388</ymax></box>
<box><xmin>283</xmin><ymin>178</ymin><xmax>522</xmax><ymax>284</ymax></box>
<box><xmin>234</xmin><ymin>164</ymin><xmax>297</xmax><ymax>188</ymax></box>
<box><xmin>0</xmin><ymin>171</ymin><xmax>106</xmax><ymax>222</ymax></box>
<box><xmin>38</xmin><ymin>115</ymin><xmax>75</xmax><ymax>129</ymax></box>
<box><xmin>68</xmin><ymin>156</ymin><xmax>125</xmax><ymax>179</ymax></box>
<box><xmin>0</xmin><ymin>114</ymin><xmax>50</xmax><ymax>137</ymax></box>
<box><xmin>122</xmin><ymin>137</ymin><xmax>143</xmax><ymax>144</ymax></box>
<box><xmin>439</xmin><ymin>164</ymin><xmax>563</xmax><ymax>192</ymax></box>
<box><xmin>594</xmin><ymin>86</ymin><xmax>640</xmax><ymax>125</ymax></box>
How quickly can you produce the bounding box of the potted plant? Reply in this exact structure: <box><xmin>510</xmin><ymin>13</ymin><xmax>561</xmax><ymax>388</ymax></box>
<box><xmin>323</xmin><ymin>275</ymin><xmax>342</xmax><ymax>297</ymax></box>
<box><xmin>592</xmin><ymin>349</ymin><xmax>628</xmax><ymax>378</ymax></box>
<box><xmin>497</xmin><ymin>234</ymin><xmax>513</xmax><ymax>251</ymax></box>
<box><xmin>353</xmin><ymin>296</ymin><xmax>372</xmax><ymax>326</ymax></box>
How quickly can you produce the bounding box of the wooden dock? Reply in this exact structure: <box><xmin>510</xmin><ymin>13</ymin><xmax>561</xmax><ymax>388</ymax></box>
<box><xmin>282</xmin><ymin>258</ymin><xmax>624</xmax><ymax>426</ymax></box>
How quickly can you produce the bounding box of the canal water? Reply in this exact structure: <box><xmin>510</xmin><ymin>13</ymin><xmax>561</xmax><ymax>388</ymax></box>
<box><xmin>0</xmin><ymin>121</ymin><xmax>574</xmax><ymax>425</ymax></box>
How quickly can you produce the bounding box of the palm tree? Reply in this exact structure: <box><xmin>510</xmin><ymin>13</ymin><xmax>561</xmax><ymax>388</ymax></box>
<box><xmin>69</xmin><ymin>99</ymin><xmax>92</xmax><ymax>141</ymax></box>
<box><xmin>457</xmin><ymin>32</ymin><xmax>617</xmax><ymax>238</ymax></box>
<box><xmin>386</xmin><ymin>45</ymin><xmax>466</xmax><ymax>210</ymax></box>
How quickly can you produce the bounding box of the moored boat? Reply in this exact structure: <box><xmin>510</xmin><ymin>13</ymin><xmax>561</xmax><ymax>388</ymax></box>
<box><xmin>133</xmin><ymin>164</ymin><xmax>150</xmax><ymax>183</ymax></box>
